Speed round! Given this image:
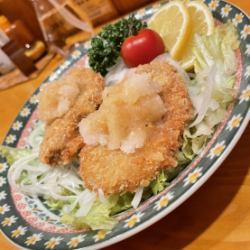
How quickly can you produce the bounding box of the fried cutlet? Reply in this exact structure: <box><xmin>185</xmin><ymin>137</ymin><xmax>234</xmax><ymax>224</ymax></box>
<box><xmin>38</xmin><ymin>68</ymin><xmax>104</xmax><ymax>165</ymax></box>
<box><xmin>79</xmin><ymin>61</ymin><xmax>193</xmax><ymax>195</ymax></box>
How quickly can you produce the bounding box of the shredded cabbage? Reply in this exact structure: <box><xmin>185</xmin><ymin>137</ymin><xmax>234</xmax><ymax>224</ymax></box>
<box><xmin>149</xmin><ymin>171</ymin><xmax>167</xmax><ymax>195</ymax></box>
<box><xmin>194</xmin><ymin>22</ymin><xmax>239</xmax><ymax>73</ymax></box>
<box><xmin>8</xmin><ymin>152</ymin><xmax>83</xmax><ymax>198</ymax></box>
<box><xmin>131</xmin><ymin>187</ymin><xmax>144</xmax><ymax>208</ymax></box>
<box><xmin>104</xmin><ymin>59</ymin><xmax>129</xmax><ymax>86</ymax></box>
<box><xmin>3</xmin><ymin>144</ymin><xmax>185</xmax><ymax>231</ymax></box>
<box><xmin>7</xmin><ymin>151</ymin><xmax>118</xmax><ymax>230</ymax></box>
<box><xmin>190</xmin><ymin>65</ymin><xmax>217</xmax><ymax>127</ymax></box>
<box><xmin>183</xmin><ymin>22</ymin><xmax>239</xmax><ymax>159</ymax></box>
<box><xmin>27</xmin><ymin>122</ymin><xmax>45</xmax><ymax>149</ymax></box>
<box><xmin>110</xmin><ymin>193</ymin><xmax>134</xmax><ymax>215</ymax></box>
<box><xmin>62</xmin><ymin>198</ymin><xmax>117</xmax><ymax>230</ymax></box>
<box><xmin>0</xmin><ymin>145</ymin><xmax>31</xmax><ymax>165</ymax></box>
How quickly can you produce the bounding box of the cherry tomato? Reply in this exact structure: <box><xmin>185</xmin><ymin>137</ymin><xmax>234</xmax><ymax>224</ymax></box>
<box><xmin>121</xmin><ymin>28</ymin><xmax>165</xmax><ymax>67</ymax></box>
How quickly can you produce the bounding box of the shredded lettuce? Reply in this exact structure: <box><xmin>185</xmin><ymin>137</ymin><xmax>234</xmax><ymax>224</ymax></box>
<box><xmin>3</xmin><ymin>141</ymin><xmax>189</xmax><ymax>231</ymax></box>
<box><xmin>27</xmin><ymin>122</ymin><xmax>45</xmax><ymax>149</ymax></box>
<box><xmin>0</xmin><ymin>145</ymin><xmax>31</xmax><ymax>165</ymax></box>
<box><xmin>194</xmin><ymin>22</ymin><xmax>239</xmax><ymax>73</ymax></box>
<box><xmin>0</xmin><ymin>121</ymin><xmax>44</xmax><ymax>165</ymax></box>
<box><xmin>45</xmin><ymin>197</ymin><xmax>69</xmax><ymax>211</ymax></box>
<box><xmin>150</xmin><ymin>172</ymin><xmax>167</xmax><ymax>195</ymax></box>
<box><xmin>51</xmin><ymin>165</ymin><xmax>187</xmax><ymax>229</ymax></box>
<box><xmin>62</xmin><ymin>198</ymin><xmax>117</xmax><ymax>230</ymax></box>
<box><xmin>146</xmin><ymin>166</ymin><xmax>187</xmax><ymax>197</ymax></box>
<box><xmin>184</xmin><ymin>22</ymin><xmax>239</xmax><ymax>158</ymax></box>
<box><xmin>4</xmin><ymin>146</ymin><xmax>116</xmax><ymax>230</ymax></box>
<box><xmin>164</xmin><ymin>166</ymin><xmax>187</xmax><ymax>183</ymax></box>
<box><xmin>16</xmin><ymin>170</ymin><xmax>32</xmax><ymax>185</ymax></box>
<box><xmin>193</xmin><ymin>22</ymin><xmax>239</xmax><ymax>105</ymax></box>
<box><xmin>176</xmin><ymin>149</ymin><xmax>192</xmax><ymax>165</ymax></box>
<box><xmin>110</xmin><ymin>193</ymin><xmax>133</xmax><ymax>215</ymax></box>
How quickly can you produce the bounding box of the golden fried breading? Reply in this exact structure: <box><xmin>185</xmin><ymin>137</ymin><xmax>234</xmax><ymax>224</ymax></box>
<box><xmin>79</xmin><ymin>61</ymin><xmax>193</xmax><ymax>195</ymax></box>
<box><xmin>39</xmin><ymin>118</ymin><xmax>83</xmax><ymax>165</ymax></box>
<box><xmin>39</xmin><ymin>68</ymin><xmax>104</xmax><ymax>165</ymax></box>
<box><xmin>38</xmin><ymin>79</ymin><xmax>80</xmax><ymax>125</ymax></box>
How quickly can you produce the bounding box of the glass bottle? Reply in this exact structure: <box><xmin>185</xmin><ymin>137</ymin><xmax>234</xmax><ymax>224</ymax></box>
<box><xmin>32</xmin><ymin>0</ymin><xmax>76</xmax><ymax>48</ymax></box>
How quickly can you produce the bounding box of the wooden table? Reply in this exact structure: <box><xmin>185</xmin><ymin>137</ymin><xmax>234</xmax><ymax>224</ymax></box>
<box><xmin>0</xmin><ymin>1</ymin><xmax>249</xmax><ymax>249</ymax></box>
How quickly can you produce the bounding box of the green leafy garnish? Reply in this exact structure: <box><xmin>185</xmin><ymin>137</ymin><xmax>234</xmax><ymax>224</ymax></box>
<box><xmin>150</xmin><ymin>171</ymin><xmax>167</xmax><ymax>195</ymax></box>
<box><xmin>0</xmin><ymin>145</ymin><xmax>31</xmax><ymax>165</ymax></box>
<box><xmin>110</xmin><ymin>193</ymin><xmax>134</xmax><ymax>215</ymax></box>
<box><xmin>45</xmin><ymin>198</ymin><xmax>69</xmax><ymax>211</ymax></box>
<box><xmin>16</xmin><ymin>170</ymin><xmax>32</xmax><ymax>185</ymax></box>
<box><xmin>62</xmin><ymin>199</ymin><xmax>117</xmax><ymax>230</ymax></box>
<box><xmin>88</xmin><ymin>15</ymin><xmax>147</xmax><ymax>76</ymax></box>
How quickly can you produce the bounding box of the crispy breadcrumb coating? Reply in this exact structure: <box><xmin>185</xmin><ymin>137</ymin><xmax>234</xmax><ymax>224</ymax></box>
<box><xmin>39</xmin><ymin>68</ymin><xmax>104</xmax><ymax>165</ymax></box>
<box><xmin>79</xmin><ymin>61</ymin><xmax>193</xmax><ymax>194</ymax></box>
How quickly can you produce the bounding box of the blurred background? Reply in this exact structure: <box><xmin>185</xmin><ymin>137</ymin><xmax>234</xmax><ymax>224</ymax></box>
<box><xmin>0</xmin><ymin>0</ymin><xmax>157</xmax><ymax>89</ymax></box>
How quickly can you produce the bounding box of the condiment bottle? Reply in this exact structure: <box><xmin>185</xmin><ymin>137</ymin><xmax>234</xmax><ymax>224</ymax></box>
<box><xmin>32</xmin><ymin>0</ymin><xmax>79</xmax><ymax>48</ymax></box>
<box><xmin>0</xmin><ymin>15</ymin><xmax>46</xmax><ymax>62</ymax></box>
<box><xmin>2</xmin><ymin>40</ymin><xmax>36</xmax><ymax>76</ymax></box>
<box><xmin>5</xmin><ymin>20</ymin><xmax>35</xmax><ymax>49</ymax></box>
<box><xmin>0</xmin><ymin>28</ymin><xmax>15</xmax><ymax>75</ymax></box>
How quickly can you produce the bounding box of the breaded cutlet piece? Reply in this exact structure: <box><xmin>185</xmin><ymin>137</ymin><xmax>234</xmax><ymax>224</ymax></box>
<box><xmin>39</xmin><ymin>68</ymin><xmax>104</xmax><ymax>166</ymax></box>
<box><xmin>79</xmin><ymin>61</ymin><xmax>193</xmax><ymax>195</ymax></box>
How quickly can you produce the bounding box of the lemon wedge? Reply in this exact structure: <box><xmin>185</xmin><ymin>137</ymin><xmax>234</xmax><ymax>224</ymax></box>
<box><xmin>180</xmin><ymin>1</ymin><xmax>214</xmax><ymax>70</ymax></box>
<box><xmin>148</xmin><ymin>1</ymin><xmax>191</xmax><ymax>60</ymax></box>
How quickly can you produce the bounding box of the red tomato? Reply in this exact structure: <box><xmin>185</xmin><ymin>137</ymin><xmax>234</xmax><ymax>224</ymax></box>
<box><xmin>121</xmin><ymin>28</ymin><xmax>165</xmax><ymax>67</ymax></box>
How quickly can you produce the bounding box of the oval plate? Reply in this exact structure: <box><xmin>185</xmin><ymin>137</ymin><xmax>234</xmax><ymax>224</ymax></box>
<box><xmin>0</xmin><ymin>1</ymin><xmax>249</xmax><ymax>249</ymax></box>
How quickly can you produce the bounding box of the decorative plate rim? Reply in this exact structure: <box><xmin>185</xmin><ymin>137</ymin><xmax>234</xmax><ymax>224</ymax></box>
<box><xmin>0</xmin><ymin>0</ymin><xmax>249</xmax><ymax>250</ymax></box>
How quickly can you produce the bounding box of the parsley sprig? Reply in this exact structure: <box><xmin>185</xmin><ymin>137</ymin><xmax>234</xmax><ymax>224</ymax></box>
<box><xmin>88</xmin><ymin>15</ymin><xmax>147</xmax><ymax>76</ymax></box>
